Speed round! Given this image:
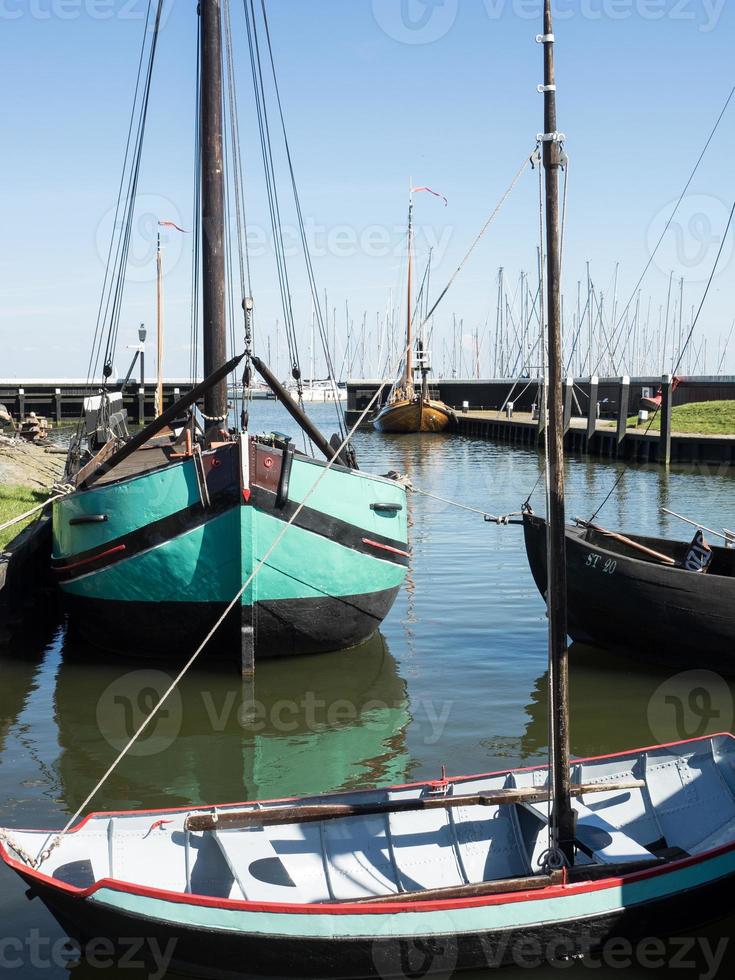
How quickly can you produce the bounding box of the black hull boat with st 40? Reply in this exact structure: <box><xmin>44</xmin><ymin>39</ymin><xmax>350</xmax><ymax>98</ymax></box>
<box><xmin>523</xmin><ymin>510</ymin><xmax>735</xmax><ymax>672</ymax></box>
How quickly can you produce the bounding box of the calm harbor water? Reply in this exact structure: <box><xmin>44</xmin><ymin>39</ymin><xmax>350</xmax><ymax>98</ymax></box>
<box><xmin>2</xmin><ymin>401</ymin><xmax>735</xmax><ymax>978</ymax></box>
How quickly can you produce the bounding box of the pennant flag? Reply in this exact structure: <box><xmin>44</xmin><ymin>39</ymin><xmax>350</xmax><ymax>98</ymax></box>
<box><xmin>158</xmin><ymin>220</ymin><xmax>188</xmax><ymax>233</ymax></box>
<box><xmin>411</xmin><ymin>186</ymin><xmax>448</xmax><ymax>207</ymax></box>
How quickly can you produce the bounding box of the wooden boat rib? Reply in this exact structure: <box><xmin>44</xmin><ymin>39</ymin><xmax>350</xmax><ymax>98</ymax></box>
<box><xmin>3</xmin><ymin>734</ymin><xmax>735</xmax><ymax>977</ymax></box>
<box><xmin>523</xmin><ymin>511</ymin><xmax>735</xmax><ymax>670</ymax></box>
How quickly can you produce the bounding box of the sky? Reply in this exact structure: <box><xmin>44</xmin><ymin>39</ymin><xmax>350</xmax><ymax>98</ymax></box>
<box><xmin>1</xmin><ymin>0</ymin><xmax>734</xmax><ymax>381</ymax></box>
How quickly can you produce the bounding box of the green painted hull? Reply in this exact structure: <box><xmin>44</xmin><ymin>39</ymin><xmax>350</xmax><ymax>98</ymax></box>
<box><xmin>52</xmin><ymin>442</ymin><xmax>408</xmax><ymax>658</ymax></box>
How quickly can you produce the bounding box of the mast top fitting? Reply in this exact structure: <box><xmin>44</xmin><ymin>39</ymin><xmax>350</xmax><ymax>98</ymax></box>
<box><xmin>537</xmin><ymin>132</ymin><xmax>566</xmax><ymax>143</ymax></box>
<box><xmin>537</xmin><ymin>84</ymin><xmax>556</xmax><ymax>93</ymax></box>
<box><xmin>536</xmin><ymin>33</ymin><xmax>555</xmax><ymax>43</ymax></box>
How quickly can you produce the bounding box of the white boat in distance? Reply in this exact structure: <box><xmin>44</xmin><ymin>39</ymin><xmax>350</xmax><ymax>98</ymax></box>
<box><xmin>288</xmin><ymin>380</ymin><xmax>347</xmax><ymax>403</ymax></box>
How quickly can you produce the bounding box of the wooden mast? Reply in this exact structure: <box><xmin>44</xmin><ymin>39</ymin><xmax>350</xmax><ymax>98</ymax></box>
<box><xmin>155</xmin><ymin>230</ymin><xmax>164</xmax><ymax>417</ymax></box>
<box><xmin>540</xmin><ymin>0</ymin><xmax>575</xmax><ymax>865</ymax></box>
<box><xmin>200</xmin><ymin>0</ymin><xmax>228</xmax><ymax>426</ymax></box>
<box><xmin>404</xmin><ymin>185</ymin><xmax>414</xmax><ymax>397</ymax></box>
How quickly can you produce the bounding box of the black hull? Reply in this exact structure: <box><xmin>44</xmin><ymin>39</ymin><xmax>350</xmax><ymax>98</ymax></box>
<box><xmin>63</xmin><ymin>587</ymin><xmax>401</xmax><ymax>662</ymax></box>
<box><xmin>27</xmin><ymin>868</ymin><xmax>735</xmax><ymax>980</ymax></box>
<box><xmin>523</xmin><ymin>513</ymin><xmax>735</xmax><ymax>672</ymax></box>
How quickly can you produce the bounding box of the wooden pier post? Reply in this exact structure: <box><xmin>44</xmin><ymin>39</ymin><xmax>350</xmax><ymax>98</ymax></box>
<box><xmin>537</xmin><ymin>380</ymin><xmax>546</xmax><ymax>443</ymax></box>
<box><xmin>617</xmin><ymin>376</ymin><xmax>630</xmax><ymax>447</ymax></box>
<box><xmin>137</xmin><ymin>387</ymin><xmax>146</xmax><ymax>425</ymax></box>
<box><xmin>563</xmin><ymin>376</ymin><xmax>573</xmax><ymax>434</ymax></box>
<box><xmin>18</xmin><ymin>388</ymin><xmax>25</xmax><ymax>420</ymax></box>
<box><xmin>54</xmin><ymin>388</ymin><xmax>62</xmax><ymax>424</ymax></box>
<box><xmin>660</xmin><ymin>373</ymin><xmax>673</xmax><ymax>466</ymax></box>
<box><xmin>586</xmin><ymin>376</ymin><xmax>598</xmax><ymax>448</ymax></box>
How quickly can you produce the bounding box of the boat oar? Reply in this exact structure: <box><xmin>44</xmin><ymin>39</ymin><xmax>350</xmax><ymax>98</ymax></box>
<box><xmin>575</xmin><ymin>519</ymin><xmax>675</xmax><ymax>566</ymax></box>
<box><xmin>184</xmin><ymin>779</ymin><xmax>645</xmax><ymax>832</ymax></box>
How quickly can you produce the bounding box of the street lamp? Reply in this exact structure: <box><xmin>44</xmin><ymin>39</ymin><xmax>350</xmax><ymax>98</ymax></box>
<box><xmin>138</xmin><ymin>323</ymin><xmax>146</xmax><ymax>387</ymax></box>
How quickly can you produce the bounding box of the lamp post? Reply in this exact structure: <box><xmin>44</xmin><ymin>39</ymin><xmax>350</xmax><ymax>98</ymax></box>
<box><xmin>138</xmin><ymin>323</ymin><xmax>147</xmax><ymax>389</ymax></box>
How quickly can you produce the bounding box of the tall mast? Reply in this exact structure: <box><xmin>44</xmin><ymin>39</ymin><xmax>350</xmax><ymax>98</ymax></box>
<box><xmin>200</xmin><ymin>0</ymin><xmax>228</xmax><ymax>424</ymax></box>
<box><xmin>540</xmin><ymin>0</ymin><xmax>575</xmax><ymax>865</ymax></box>
<box><xmin>404</xmin><ymin>185</ymin><xmax>414</xmax><ymax>393</ymax></box>
<box><xmin>155</xmin><ymin>230</ymin><xmax>164</xmax><ymax>417</ymax></box>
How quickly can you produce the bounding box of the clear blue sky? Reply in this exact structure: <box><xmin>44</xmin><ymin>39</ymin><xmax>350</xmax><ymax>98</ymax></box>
<box><xmin>1</xmin><ymin>0</ymin><xmax>733</xmax><ymax>380</ymax></box>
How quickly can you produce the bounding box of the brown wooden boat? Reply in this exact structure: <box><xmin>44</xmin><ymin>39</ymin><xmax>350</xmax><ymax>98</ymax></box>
<box><xmin>373</xmin><ymin>185</ymin><xmax>452</xmax><ymax>435</ymax></box>
<box><xmin>373</xmin><ymin>395</ymin><xmax>451</xmax><ymax>433</ymax></box>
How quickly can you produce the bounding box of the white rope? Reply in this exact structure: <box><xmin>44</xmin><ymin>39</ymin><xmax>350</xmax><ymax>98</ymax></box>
<box><xmin>409</xmin><ymin>486</ymin><xmax>498</xmax><ymax>521</ymax></box>
<box><xmin>31</xmin><ymin>378</ymin><xmax>396</xmax><ymax>867</ymax></box>
<box><xmin>0</xmin><ymin>489</ymin><xmax>72</xmax><ymax>536</ymax></box>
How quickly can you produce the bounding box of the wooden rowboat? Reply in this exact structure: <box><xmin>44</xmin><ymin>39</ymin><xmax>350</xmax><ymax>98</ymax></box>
<box><xmin>3</xmin><ymin>734</ymin><xmax>735</xmax><ymax>978</ymax></box>
<box><xmin>522</xmin><ymin>511</ymin><xmax>735</xmax><ymax>672</ymax></box>
<box><xmin>372</xmin><ymin>396</ymin><xmax>452</xmax><ymax>434</ymax></box>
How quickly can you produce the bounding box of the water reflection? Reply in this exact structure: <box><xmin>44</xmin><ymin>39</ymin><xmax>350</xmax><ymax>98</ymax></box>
<box><xmin>522</xmin><ymin>643</ymin><xmax>735</xmax><ymax>761</ymax></box>
<box><xmin>51</xmin><ymin>630</ymin><xmax>411</xmax><ymax>815</ymax></box>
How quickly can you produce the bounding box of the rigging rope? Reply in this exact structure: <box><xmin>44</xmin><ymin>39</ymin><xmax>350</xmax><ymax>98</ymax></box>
<box><xmin>589</xmin><ymin>196</ymin><xmax>735</xmax><ymax>523</ymax></box>
<box><xmin>596</xmin><ymin>83</ymin><xmax>735</xmax><ymax>378</ymax></box>
<box><xmin>243</xmin><ymin>0</ymin><xmax>304</xmax><ymax>424</ymax></box>
<box><xmin>258</xmin><ymin>0</ymin><xmax>346</xmax><ymax>435</ymax></box>
<box><xmin>189</xmin><ymin>27</ymin><xmax>202</xmax><ymax>387</ymax></box>
<box><xmin>417</xmin><ymin>150</ymin><xmax>535</xmax><ymax>334</ymax></box>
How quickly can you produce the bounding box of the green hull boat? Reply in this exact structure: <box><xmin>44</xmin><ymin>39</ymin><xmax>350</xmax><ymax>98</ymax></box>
<box><xmin>53</xmin><ymin>434</ymin><xmax>408</xmax><ymax>660</ymax></box>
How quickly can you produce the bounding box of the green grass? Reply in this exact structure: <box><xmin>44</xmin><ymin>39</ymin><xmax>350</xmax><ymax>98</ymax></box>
<box><xmin>628</xmin><ymin>400</ymin><xmax>735</xmax><ymax>436</ymax></box>
<box><xmin>0</xmin><ymin>486</ymin><xmax>49</xmax><ymax>550</ymax></box>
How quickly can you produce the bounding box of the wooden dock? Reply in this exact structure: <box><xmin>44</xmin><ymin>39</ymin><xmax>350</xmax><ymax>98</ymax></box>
<box><xmin>347</xmin><ymin>375</ymin><xmax>735</xmax><ymax>467</ymax></box>
<box><xmin>0</xmin><ymin>379</ymin><xmax>195</xmax><ymax>425</ymax></box>
<box><xmin>451</xmin><ymin>409</ymin><xmax>735</xmax><ymax>466</ymax></box>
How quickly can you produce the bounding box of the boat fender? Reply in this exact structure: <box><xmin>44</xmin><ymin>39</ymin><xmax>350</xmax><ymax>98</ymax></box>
<box><xmin>276</xmin><ymin>445</ymin><xmax>294</xmax><ymax>510</ymax></box>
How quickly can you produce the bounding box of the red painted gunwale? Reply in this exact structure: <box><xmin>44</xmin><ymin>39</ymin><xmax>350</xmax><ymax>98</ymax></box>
<box><xmin>3</xmin><ymin>733</ymin><xmax>733</xmax><ymax>918</ymax></box>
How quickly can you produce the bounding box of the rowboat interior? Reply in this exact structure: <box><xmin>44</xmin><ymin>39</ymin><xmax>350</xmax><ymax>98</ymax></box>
<box><xmin>6</xmin><ymin>735</ymin><xmax>735</xmax><ymax>905</ymax></box>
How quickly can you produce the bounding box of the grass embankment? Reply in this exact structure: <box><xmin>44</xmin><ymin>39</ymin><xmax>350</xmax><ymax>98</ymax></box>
<box><xmin>628</xmin><ymin>401</ymin><xmax>735</xmax><ymax>436</ymax></box>
<box><xmin>0</xmin><ymin>486</ymin><xmax>48</xmax><ymax>550</ymax></box>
